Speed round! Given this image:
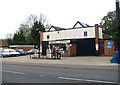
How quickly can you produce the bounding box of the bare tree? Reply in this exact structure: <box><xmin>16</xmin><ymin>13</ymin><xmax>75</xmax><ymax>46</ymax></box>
<box><xmin>26</xmin><ymin>14</ymin><xmax>37</xmax><ymax>28</ymax></box>
<box><xmin>39</xmin><ymin>14</ymin><xmax>47</xmax><ymax>25</ymax></box>
<box><xmin>6</xmin><ymin>33</ymin><xmax>13</xmax><ymax>39</ymax></box>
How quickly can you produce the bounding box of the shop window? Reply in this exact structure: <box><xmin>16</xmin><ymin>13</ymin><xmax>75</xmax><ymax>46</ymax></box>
<box><xmin>51</xmin><ymin>44</ymin><xmax>66</xmax><ymax>51</ymax></box>
<box><xmin>47</xmin><ymin>35</ymin><xmax>50</xmax><ymax>39</ymax></box>
<box><xmin>84</xmin><ymin>31</ymin><xmax>87</xmax><ymax>36</ymax></box>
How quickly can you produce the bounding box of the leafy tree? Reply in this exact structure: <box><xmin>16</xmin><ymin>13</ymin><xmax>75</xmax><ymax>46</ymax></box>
<box><xmin>100</xmin><ymin>11</ymin><xmax>119</xmax><ymax>47</ymax></box>
<box><xmin>12</xmin><ymin>30</ymin><xmax>26</xmax><ymax>45</ymax></box>
<box><xmin>30</xmin><ymin>21</ymin><xmax>45</xmax><ymax>45</ymax></box>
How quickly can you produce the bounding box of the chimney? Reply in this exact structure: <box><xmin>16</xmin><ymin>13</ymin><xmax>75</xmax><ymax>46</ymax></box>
<box><xmin>95</xmin><ymin>24</ymin><xmax>99</xmax><ymax>55</ymax></box>
<box><xmin>40</xmin><ymin>31</ymin><xmax>42</xmax><ymax>55</ymax></box>
<box><xmin>40</xmin><ymin>31</ymin><xmax>42</xmax><ymax>44</ymax></box>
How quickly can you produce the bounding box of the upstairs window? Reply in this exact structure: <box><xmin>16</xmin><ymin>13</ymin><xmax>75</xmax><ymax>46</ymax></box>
<box><xmin>47</xmin><ymin>35</ymin><xmax>50</xmax><ymax>39</ymax></box>
<box><xmin>84</xmin><ymin>31</ymin><xmax>87</xmax><ymax>36</ymax></box>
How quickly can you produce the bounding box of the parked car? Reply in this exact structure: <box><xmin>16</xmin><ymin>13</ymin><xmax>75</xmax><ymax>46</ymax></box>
<box><xmin>0</xmin><ymin>50</ymin><xmax>11</xmax><ymax>57</ymax></box>
<box><xmin>27</xmin><ymin>49</ymin><xmax>38</xmax><ymax>54</ymax></box>
<box><xmin>0</xmin><ymin>49</ymin><xmax>20</xmax><ymax>57</ymax></box>
<box><xmin>14</xmin><ymin>49</ymin><xmax>27</xmax><ymax>55</ymax></box>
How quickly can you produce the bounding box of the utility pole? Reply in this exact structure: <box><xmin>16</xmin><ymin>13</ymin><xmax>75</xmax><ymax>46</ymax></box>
<box><xmin>116</xmin><ymin>0</ymin><xmax>120</xmax><ymax>63</ymax></box>
<box><xmin>39</xmin><ymin>31</ymin><xmax>41</xmax><ymax>58</ymax></box>
<box><xmin>36</xmin><ymin>28</ymin><xmax>40</xmax><ymax>58</ymax></box>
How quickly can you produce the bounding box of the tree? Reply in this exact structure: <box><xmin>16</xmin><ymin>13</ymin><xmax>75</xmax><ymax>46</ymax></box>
<box><xmin>100</xmin><ymin>11</ymin><xmax>119</xmax><ymax>47</ymax></box>
<box><xmin>30</xmin><ymin>21</ymin><xmax>45</xmax><ymax>45</ymax></box>
<box><xmin>12</xmin><ymin>30</ymin><xmax>26</xmax><ymax>45</ymax></box>
<box><xmin>9</xmin><ymin>14</ymin><xmax>49</xmax><ymax>45</ymax></box>
<box><xmin>5</xmin><ymin>33</ymin><xmax>13</xmax><ymax>45</ymax></box>
<box><xmin>24</xmin><ymin>14</ymin><xmax>47</xmax><ymax>45</ymax></box>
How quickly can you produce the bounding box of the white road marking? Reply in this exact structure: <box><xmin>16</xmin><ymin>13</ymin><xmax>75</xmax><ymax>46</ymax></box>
<box><xmin>0</xmin><ymin>70</ymin><xmax>26</xmax><ymax>75</ymax></box>
<box><xmin>58</xmin><ymin>77</ymin><xmax>119</xmax><ymax>84</ymax></box>
<box><xmin>40</xmin><ymin>75</ymin><xmax>44</xmax><ymax>76</ymax></box>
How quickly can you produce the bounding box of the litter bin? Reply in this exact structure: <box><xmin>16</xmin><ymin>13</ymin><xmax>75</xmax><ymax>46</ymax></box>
<box><xmin>57</xmin><ymin>52</ymin><xmax>61</xmax><ymax>59</ymax></box>
<box><xmin>111</xmin><ymin>51</ymin><xmax>119</xmax><ymax>63</ymax></box>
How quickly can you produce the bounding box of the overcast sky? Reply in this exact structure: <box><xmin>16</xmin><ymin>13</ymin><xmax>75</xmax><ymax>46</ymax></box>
<box><xmin>0</xmin><ymin>0</ymin><xmax>116</xmax><ymax>39</ymax></box>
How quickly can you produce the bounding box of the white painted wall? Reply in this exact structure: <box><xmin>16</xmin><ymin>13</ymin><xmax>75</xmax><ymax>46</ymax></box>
<box><xmin>99</xmin><ymin>28</ymin><xmax>103</xmax><ymax>39</ymax></box>
<box><xmin>43</xmin><ymin>27</ymin><xmax>98</xmax><ymax>41</ymax></box>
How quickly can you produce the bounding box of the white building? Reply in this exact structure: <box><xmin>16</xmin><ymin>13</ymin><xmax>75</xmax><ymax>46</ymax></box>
<box><xmin>41</xmin><ymin>21</ymin><xmax>103</xmax><ymax>56</ymax></box>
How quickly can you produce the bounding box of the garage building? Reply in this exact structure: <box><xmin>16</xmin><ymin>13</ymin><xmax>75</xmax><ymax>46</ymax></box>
<box><xmin>40</xmin><ymin>21</ymin><xmax>115</xmax><ymax>56</ymax></box>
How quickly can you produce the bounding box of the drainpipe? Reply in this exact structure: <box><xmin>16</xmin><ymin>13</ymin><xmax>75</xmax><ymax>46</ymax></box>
<box><xmin>116</xmin><ymin>0</ymin><xmax>120</xmax><ymax>64</ymax></box>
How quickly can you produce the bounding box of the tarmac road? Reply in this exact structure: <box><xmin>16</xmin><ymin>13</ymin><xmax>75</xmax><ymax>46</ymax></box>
<box><xmin>1</xmin><ymin>63</ymin><xmax>119</xmax><ymax>84</ymax></box>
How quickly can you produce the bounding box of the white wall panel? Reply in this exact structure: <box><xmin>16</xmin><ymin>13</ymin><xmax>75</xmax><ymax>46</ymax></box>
<box><xmin>43</xmin><ymin>27</ymin><xmax>96</xmax><ymax>41</ymax></box>
<box><xmin>99</xmin><ymin>28</ymin><xmax>103</xmax><ymax>39</ymax></box>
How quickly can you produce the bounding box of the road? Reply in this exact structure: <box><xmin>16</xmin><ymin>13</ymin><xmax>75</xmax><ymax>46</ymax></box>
<box><xmin>1</xmin><ymin>62</ymin><xmax>119</xmax><ymax>84</ymax></box>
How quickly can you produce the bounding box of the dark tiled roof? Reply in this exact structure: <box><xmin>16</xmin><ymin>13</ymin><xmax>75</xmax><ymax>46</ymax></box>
<box><xmin>47</xmin><ymin>26</ymin><xmax>67</xmax><ymax>32</ymax></box>
<box><xmin>47</xmin><ymin>21</ymin><xmax>91</xmax><ymax>32</ymax></box>
<box><xmin>73</xmin><ymin>21</ymin><xmax>89</xmax><ymax>28</ymax></box>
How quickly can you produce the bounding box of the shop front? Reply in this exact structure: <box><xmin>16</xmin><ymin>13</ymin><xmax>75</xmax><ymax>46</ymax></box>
<box><xmin>42</xmin><ymin>40</ymin><xmax>76</xmax><ymax>57</ymax></box>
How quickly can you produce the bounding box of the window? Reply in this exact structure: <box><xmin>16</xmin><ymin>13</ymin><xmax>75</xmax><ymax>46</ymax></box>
<box><xmin>84</xmin><ymin>31</ymin><xmax>87</xmax><ymax>36</ymax></box>
<box><xmin>47</xmin><ymin>35</ymin><xmax>50</xmax><ymax>39</ymax></box>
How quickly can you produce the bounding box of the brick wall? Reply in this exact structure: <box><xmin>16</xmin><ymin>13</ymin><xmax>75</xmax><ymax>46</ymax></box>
<box><xmin>40</xmin><ymin>32</ymin><xmax>42</xmax><ymax>55</ymax></box>
<box><xmin>61</xmin><ymin>44</ymin><xmax>76</xmax><ymax>57</ymax></box>
<box><xmin>99</xmin><ymin>40</ymin><xmax>115</xmax><ymax>56</ymax></box>
<box><xmin>95</xmin><ymin>24</ymin><xmax>99</xmax><ymax>51</ymax></box>
<box><xmin>12</xmin><ymin>47</ymin><xmax>34</xmax><ymax>51</ymax></box>
<box><xmin>40</xmin><ymin>32</ymin><xmax>42</xmax><ymax>44</ymax></box>
<box><xmin>61</xmin><ymin>44</ymin><xmax>71</xmax><ymax>57</ymax></box>
<box><xmin>70</xmin><ymin>44</ymin><xmax>76</xmax><ymax>56</ymax></box>
<box><xmin>104</xmin><ymin>40</ymin><xmax>115</xmax><ymax>56</ymax></box>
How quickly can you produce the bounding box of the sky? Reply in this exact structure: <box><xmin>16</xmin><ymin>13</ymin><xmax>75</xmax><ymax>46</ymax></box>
<box><xmin>0</xmin><ymin>0</ymin><xmax>116</xmax><ymax>39</ymax></box>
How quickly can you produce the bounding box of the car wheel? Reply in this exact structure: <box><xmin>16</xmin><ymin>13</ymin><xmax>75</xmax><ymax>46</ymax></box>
<box><xmin>1</xmin><ymin>54</ymin><xmax>4</xmax><ymax>58</ymax></box>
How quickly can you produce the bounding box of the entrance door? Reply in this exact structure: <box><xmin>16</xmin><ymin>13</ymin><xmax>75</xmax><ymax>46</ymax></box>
<box><xmin>70</xmin><ymin>44</ymin><xmax>76</xmax><ymax>56</ymax></box>
<box><xmin>42</xmin><ymin>41</ymin><xmax>48</xmax><ymax>55</ymax></box>
<box><xmin>99</xmin><ymin>41</ymin><xmax>104</xmax><ymax>55</ymax></box>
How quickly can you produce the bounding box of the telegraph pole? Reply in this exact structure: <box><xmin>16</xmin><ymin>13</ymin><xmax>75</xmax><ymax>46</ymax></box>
<box><xmin>116</xmin><ymin>0</ymin><xmax>120</xmax><ymax>64</ymax></box>
<box><xmin>36</xmin><ymin>28</ymin><xmax>40</xmax><ymax>58</ymax></box>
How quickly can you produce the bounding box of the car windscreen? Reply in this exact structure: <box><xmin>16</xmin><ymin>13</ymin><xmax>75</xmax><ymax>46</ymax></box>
<box><xmin>18</xmin><ymin>49</ymin><xmax>24</xmax><ymax>51</ymax></box>
<box><xmin>2</xmin><ymin>50</ymin><xmax>9</xmax><ymax>53</ymax></box>
<box><xmin>30</xmin><ymin>49</ymin><xmax>36</xmax><ymax>52</ymax></box>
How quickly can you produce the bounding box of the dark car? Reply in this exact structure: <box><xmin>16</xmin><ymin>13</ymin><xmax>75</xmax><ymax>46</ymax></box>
<box><xmin>14</xmin><ymin>49</ymin><xmax>27</xmax><ymax>55</ymax></box>
<box><xmin>27</xmin><ymin>49</ymin><xmax>38</xmax><ymax>54</ymax></box>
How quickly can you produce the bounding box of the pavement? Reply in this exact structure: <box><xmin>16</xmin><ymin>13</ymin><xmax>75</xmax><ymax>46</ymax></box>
<box><xmin>1</xmin><ymin>55</ymin><xmax>118</xmax><ymax>66</ymax></box>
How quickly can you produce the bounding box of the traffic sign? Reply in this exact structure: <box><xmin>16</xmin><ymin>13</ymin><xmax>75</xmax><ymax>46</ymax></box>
<box><xmin>107</xmin><ymin>42</ymin><xmax>112</xmax><ymax>48</ymax></box>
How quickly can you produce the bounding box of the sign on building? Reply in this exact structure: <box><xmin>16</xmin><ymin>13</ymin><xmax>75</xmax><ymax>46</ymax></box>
<box><xmin>96</xmin><ymin>44</ymin><xmax>98</xmax><ymax>50</ymax></box>
<box><xmin>107</xmin><ymin>42</ymin><xmax>112</xmax><ymax>48</ymax></box>
<box><xmin>40</xmin><ymin>44</ymin><xmax>42</xmax><ymax>52</ymax></box>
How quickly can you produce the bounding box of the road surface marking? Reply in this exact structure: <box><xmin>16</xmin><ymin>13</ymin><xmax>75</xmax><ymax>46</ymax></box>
<box><xmin>58</xmin><ymin>77</ymin><xmax>119</xmax><ymax>84</ymax></box>
<box><xmin>40</xmin><ymin>75</ymin><xmax>44</xmax><ymax>76</ymax></box>
<box><xmin>0</xmin><ymin>70</ymin><xmax>26</xmax><ymax>75</ymax></box>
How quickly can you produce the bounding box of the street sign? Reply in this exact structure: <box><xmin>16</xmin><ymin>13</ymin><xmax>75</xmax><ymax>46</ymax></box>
<box><xmin>96</xmin><ymin>44</ymin><xmax>98</xmax><ymax>50</ymax></box>
<box><xmin>40</xmin><ymin>44</ymin><xmax>42</xmax><ymax>52</ymax></box>
<box><xmin>107</xmin><ymin>42</ymin><xmax>112</xmax><ymax>48</ymax></box>
<box><xmin>66</xmin><ymin>45</ymin><xmax>68</xmax><ymax>50</ymax></box>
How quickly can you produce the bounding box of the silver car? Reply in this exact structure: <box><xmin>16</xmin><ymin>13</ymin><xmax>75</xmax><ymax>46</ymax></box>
<box><xmin>4</xmin><ymin>49</ymin><xmax>20</xmax><ymax>56</ymax></box>
<box><xmin>0</xmin><ymin>49</ymin><xmax>20</xmax><ymax>57</ymax></box>
<box><xmin>0</xmin><ymin>50</ymin><xmax>11</xmax><ymax>57</ymax></box>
